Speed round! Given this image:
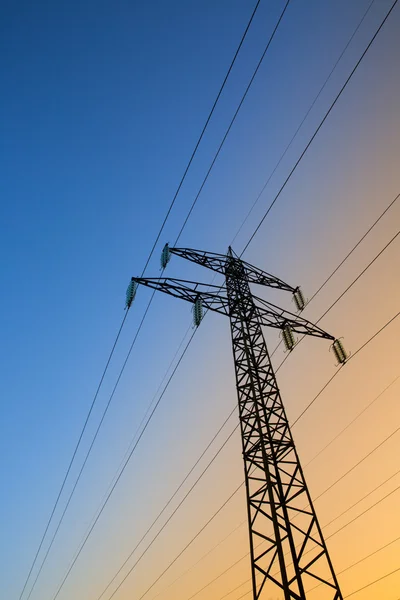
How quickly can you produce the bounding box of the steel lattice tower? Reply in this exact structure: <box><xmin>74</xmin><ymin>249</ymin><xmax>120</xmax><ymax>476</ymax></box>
<box><xmin>128</xmin><ymin>246</ymin><xmax>343</xmax><ymax>600</ymax></box>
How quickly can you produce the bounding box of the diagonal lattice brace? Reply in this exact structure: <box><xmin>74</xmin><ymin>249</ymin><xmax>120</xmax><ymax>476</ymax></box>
<box><xmin>131</xmin><ymin>277</ymin><xmax>334</xmax><ymax>340</ymax></box>
<box><xmin>170</xmin><ymin>246</ymin><xmax>296</xmax><ymax>291</ymax></box>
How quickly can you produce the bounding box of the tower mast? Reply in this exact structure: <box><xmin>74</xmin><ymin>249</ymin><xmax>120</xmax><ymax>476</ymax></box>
<box><xmin>129</xmin><ymin>246</ymin><xmax>344</xmax><ymax>599</ymax></box>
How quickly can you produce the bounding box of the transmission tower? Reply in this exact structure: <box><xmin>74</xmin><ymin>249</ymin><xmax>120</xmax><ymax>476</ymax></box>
<box><xmin>127</xmin><ymin>246</ymin><xmax>345</xmax><ymax>600</ymax></box>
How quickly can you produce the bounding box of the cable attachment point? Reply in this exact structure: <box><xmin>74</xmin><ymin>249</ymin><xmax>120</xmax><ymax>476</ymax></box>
<box><xmin>193</xmin><ymin>295</ymin><xmax>203</xmax><ymax>327</ymax></box>
<box><xmin>281</xmin><ymin>323</ymin><xmax>296</xmax><ymax>352</ymax></box>
<box><xmin>125</xmin><ymin>278</ymin><xmax>138</xmax><ymax>309</ymax></box>
<box><xmin>161</xmin><ymin>243</ymin><xmax>171</xmax><ymax>270</ymax></box>
<box><xmin>293</xmin><ymin>287</ymin><xmax>307</xmax><ymax>312</ymax></box>
<box><xmin>331</xmin><ymin>338</ymin><xmax>348</xmax><ymax>365</ymax></box>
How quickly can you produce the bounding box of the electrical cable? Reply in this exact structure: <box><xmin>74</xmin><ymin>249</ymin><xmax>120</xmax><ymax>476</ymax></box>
<box><xmin>308</xmin><ymin>534</ymin><xmax>400</xmax><ymax>592</ymax></box>
<box><xmin>292</xmin><ymin>307</ymin><xmax>400</xmax><ymax>425</ymax></box>
<box><xmin>150</xmin><ymin>520</ymin><xmax>247</xmax><ymax>600</ymax></box>
<box><xmin>152</xmin><ymin>452</ymin><xmax>400</xmax><ymax>600</ymax></box>
<box><xmin>230</xmin><ymin>0</ymin><xmax>376</xmax><ymax>246</ymax></box>
<box><xmin>96</xmin><ymin>411</ymin><xmax>238</xmax><ymax>599</ymax></box>
<box><xmin>112</xmin><ymin>310</ymin><xmax>400</xmax><ymax>600</ymax></box>
<box><xmin>346</xmin><ymin>567</ymin><xmax>400</xmax><ymax>597</ymax></box>
<box><xmin>209</xmin><ymin>473</ymin><xmax>400</xmax><ymax>598</ymax></box>
<box><xmin>49</xmin><ymin>329</ymin><xmax>197</xmax><ymax>600</ymax></box>
<box><xmin>24</xmin><ymin>321</ymin><xmax>193</xmax><ymax>600</ymax></box>
<box><xmin>136</xmin><ymin>480</ymin><xmax>245</xmax><ymax>600</ymax></box>
<box><xmin>111</xmin><ymin>186</ymin><xmax>400</xmax><ymax>600</ymax></box>
<box><xmin>97</xmin><ymin>220</ymin><xmax>400</xmax><ymax>600</ymax></box>
<box><xmin>221</xmin><ymin>467</ymin><xmax>400</xmax><ymax>600</ymax></box>
<box><xmin>105</xmin><ymin>426</ymin><xmax>240</xmax><ymax>600</ymax></box>
<box><xmin>111</xmin><ymin>193</ymin><xmax>400</xmax><ymax>599</ymax></box>
<box><xmin>141</xmin><ymin>0</ymin><xmax>262</xmax><ymax>274</ymax></box>
<box><xmin>240</xmin><ymin>0</ymin><xmax>399</xmax><ymax>255</ymax></box>
<box><xmin>307</xmin><ymin>194</ymin><xmax>399</xmax><ymax>304</ymax></box>
<box><xmin>269</xmin><ymin>190</ymin><xmax>399</xmax><ymax>358</ymax></box>
<box><xmin>316</xmin><ymin>229</ymin><xmax>400</xmax><ymax>323</ymax></box>
<box><xmin>230</xmin><ymin>547</ymin><xmax>400</xmax><ymax>600</ymax></box>
<box><xmin>34</xmin><ymin>5</ymin><xmax>293</xmax><ymax>597</ymax></box>
<box><xmin>271</xmin><ymin>226</ymin><xmax>399</xmax><ymax>413</ymax></box>
<box><xmin>98</xmin><ymin>15</ymin><xmax>400</xmax><ymax>596</ymax></box>
<box><xmin>47</xmin><ymin>325</ymin><xmax>194</xmax><ymax>593</ymax></box>
<box><xmin>150</xmin><ymin>369</ymin><xmax>400</xmax><ymax>600</ymax></box>
<box><xmin>35</xmin><ymin>2</ymin><xmax>399</xmax><ymax>594</ymax></box>
<box><xmin>304</xmin><ymin>373</ymin><xmax>400</xmax><ymax>468</ymax></box>
<box><xmin>17</xmin><ymin>309</ymin><xmax>129</xmax><ymax>600</ymax></box>
<box><xmin>172</xmin><ymin>0</ymin><xmax>291</xmax><ymax>245</ymax></box>
<box><xmin>21</xmin><ymin>4</ymin><xmax>263</xmax><ymax>597</ymax></box>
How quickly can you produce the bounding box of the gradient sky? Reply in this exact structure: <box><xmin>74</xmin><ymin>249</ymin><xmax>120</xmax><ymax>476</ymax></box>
<box><xmin>1</xmin><ymin>1</ymin><xmax>400</xmax><ymax>599</ymax></box>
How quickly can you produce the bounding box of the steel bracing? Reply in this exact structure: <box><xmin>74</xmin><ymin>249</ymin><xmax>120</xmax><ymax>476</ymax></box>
<box><xmin>131</xmin><ymin>247</ymin><xmax>343</xmax><ymax>599</ymax></box>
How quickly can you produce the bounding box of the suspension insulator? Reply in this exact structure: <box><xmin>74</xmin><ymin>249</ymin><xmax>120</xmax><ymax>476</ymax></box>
<box><xmin>125</xmin><ymin>279</ymin><xmax>137</xmax><ymax>309</ymax></box>
<box><xmin>282</xmin><ymin>324</ymin><xmax>296</xmax><ymax>352</ymax></box>
<box><xmin>331</xmin><ymin>338</ymin><xmax>348</xmax><ymax>365</ymax></box>
<box><xmin>293</xmin><ymin>287</ymin><xmax>306</xmax><ymax>312</ymax></box>
<box><xmin>193</xmin><ymin>296</ymin><xmax>203</xmax><ymax>327</ymax></box>
<box><xmin>160</xmin><ymin>243</ymin><xmax>171</xmax><ymax>269</ymax></box>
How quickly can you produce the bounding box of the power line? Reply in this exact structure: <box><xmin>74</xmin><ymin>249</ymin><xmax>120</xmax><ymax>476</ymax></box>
<box><xmin>95</xmin><ymin>172</ymin><xmax>399</xmax><ymax>600</ymax></box>
<box><xmin>304</xmin><ymin>373</ymin><xmax>400</xmax><ymax>468</ymax></box>
<box><xmin>292</xmin><ymin>307</ymin><xmax>400</xmax><ymax>425</ymax></box>
<box><xmin>96</xmin><ymin>410</ymin><xmax>238</xmax><ymax>600</ymax></box>
<box><xmin>108</xmin><ymin>113</ymin><xmax>400</xmax><ymax>600</ymax></box>
<box><xmin>173</xmin><ymin>0</ymin><xmax>291</xmax><ymax>245</ymax></box>
<box><xmin>230</xmin><ymin>0</ymin><xmax>376</xmax><ymax>246</ymax></box>
<box><xmin>269</xmin><ymin>190</ymin><xmax>399</xmax><ymax>358</ymax></box>
<box><xmin>307</xmin><ymin>193</ymin><xmax>399</xmax><ymax>304</ymax></box>
<box><xmin>144</xmin><ymin>398</ymin><xmax>400</xmax><ymax>600</ymax></box>
<box><xmin>156</xmin><ymin>439</ymin><xmax>400</xmax><ymax>600</ymax></box>
<box><xmin>21</xmin><ymin>5</ymin><xmax>263</xmax><ymax>597</ymax></box>
<box><xmin>96</xmin><ymin>11</ymin><xmax>400</xmax><ymax>595</ymax></box>
<box><xmin>17</xmin><ymin>310</ymin><xmax>129</xmax><ymax>600</ymax></box>
<box><xmin>136</xmin><ymin>482</ymin><xmax>245</xmax><ymax>600</ymax></box>
<box><xmin>105</xmin><ymin>426</ymin><xmax>240</xmax><ymax>600</ymax></box>
<box><xmin>223</xmin><ymin>471</ymin><xmax>400</xmax><ymax>598</ymax></box>
<box><xmin>36</xmin><ymin>1</ymin><xmax>399</xmax><ymax>593</ymax></box>
<box><xmin>316</xmin><ymin>229</ymin><xmax>400</xmax><ymax>323</ymax></box>
<box><xmin>141</xmin><ymin>0</ymin><xmax>262</xmax><ymax>272</ymax></box>
<box><xmin>24</xmin><ymin>321</ymin><xmax>193</xmax><ymax>600</ymax></box>
<box><xmin>308</xmin><ymin>534</ymin><xmax>400</xmax><ymax>592</ymax></box>
<box><xmin>272</xmin><ymin>224</ymin><xmax>400</xmax><ymax>377</ymax></box>
<box><xmin>35</xmin><ymin>5</ymin><xmax>294</xmax><ymax>597</ymax></box>
<box><xmin>240</xmin><ymin>0</ymin><xmax>399</xmax><ymax>255</ymax></box>
<box><xmin>325</xmin><ymin>484</ymin><xmax>400</xmax><ymax>542</ymax></box>
<box><xmin>151</xmin><ymin>520</ymin><xmax>247</xmax><ymax>600</ymax></box>
<box><xmin>98</xmin><ymin>219</ymin><xmax>400</xmax><ymax>600</ymax></box>
<box><xmin>346</xmin><ymin>567</ymin><xmax>400</xmax><ymax>597</ymax></box>
<box><xmin>233</xmin><ymin>527</ymin><xmax>400</xmax><ymax>600</ymax></box>
<box><xmin>49</xmin><ymin>329</ymin><xmax>197</xmax><ymax>600</ymax></box>
<box><xmin>45</xmin><ymin>326</ymin><xmax>194</xmax><ymax>594</ymax></box>
<box><xmin>112</xmin><ymin>310</ymin><xmax>400</xmax><ymax>600</ymax></box>
<box><xmin>128</xmin><ymin>4</ymin><xmax>400</xmax><ymax>596</ymax></box>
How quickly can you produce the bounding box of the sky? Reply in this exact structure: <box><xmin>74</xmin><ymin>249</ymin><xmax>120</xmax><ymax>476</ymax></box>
<box><xmin>0</xmin><ymin>0</ymin><xmax>399</xmax><ymax>599</ymax></box>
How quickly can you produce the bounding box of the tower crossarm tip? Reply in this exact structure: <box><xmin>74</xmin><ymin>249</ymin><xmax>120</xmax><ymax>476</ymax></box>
<box><xmin>240</xmin><ymin>258</ymin><xmax>296</xmax><ymax>292</ymax></box>
<box><xmin>169</xmin><ymin>247</ymin><xmax>229</xmax><ymax>275</ymax></box>
<box><xmin>254</xmin><ymin>295</ymin><xmax>335</xmax><ymax>340</ymax></box>
<box><xmin>131</xmin><ymin>276</ymin><xmax>230</xmax><ymax>317</ymax></box>
<box><xmin>169</xmin><ymin>247</ymin><xmax>297</xmax><ymax>292</ymax></box>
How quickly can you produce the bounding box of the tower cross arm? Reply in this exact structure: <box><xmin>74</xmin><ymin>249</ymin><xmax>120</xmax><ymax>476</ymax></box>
<box><xmin>255</xmin><ymin>295</ymin><xmax>335</xmax><ymax>340</ymax></box>
<box><xmin>170</xmin><ymin>247</ymin><xmax>295</xmax><ymax>292</ymax></box>
<box><xmin>131</xmin><ymin>277</ymin><xmax>230</xmax><ymax>316</ymax></box>
<box><xmin>241</xmin><ymin>258</ymin><xmax>295</xmax><ymax>291</ymax></box>
<box><xmin>170</xmin><ymin>247</ymin><xmax>229</xmax><ymax>275</ymax></box>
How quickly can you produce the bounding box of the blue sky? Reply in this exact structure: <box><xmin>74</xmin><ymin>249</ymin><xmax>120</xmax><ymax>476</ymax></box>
<box><xmin>1</xmin><ymin>1</ymin><xmax>400</xmax><ymax>599</ymax></box>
